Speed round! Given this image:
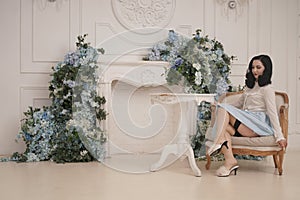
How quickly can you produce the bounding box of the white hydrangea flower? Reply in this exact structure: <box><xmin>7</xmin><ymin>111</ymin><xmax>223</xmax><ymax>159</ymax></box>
<box><xmin>80</xmin><ymin>150</ymin><xmax>88</xmax><ymax>156</ymax></box>
<box><xmin>211</xmin><ymin>53</ymin><xmax>217</xmax><ymax>60</ymax></box>
<box><xmin>192</xmin><ymin>63</ymin><xmax>201</xmax><ymax>70</ymax></box>
<box><xmin>195</xmin><ymin>71</ymin><xmax>202</xmax><ymax>85</ymax></box>
<box><xmin>204</xmin><ymin>41</ymin><xmax>212</xmax><ymax>49</ymax></box>
<box><xmin>26</xmin><ymin>153</ymin><xmax>39</xmax><ymax>162</ymax></box>
<box><xmin>90</xmin><ymin>100</ymin><xmax>99</xmax><ymax>108</ymax></box>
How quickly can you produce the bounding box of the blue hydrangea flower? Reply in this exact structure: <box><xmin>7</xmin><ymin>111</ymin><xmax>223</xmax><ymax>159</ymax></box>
<box><xmin>64</xmin><ymin>52</ymin><xmax>80</xmax><ymax>67</ymax></box>
<box><xmin>168</xmin><ymin>30</ymin><xmax>179</xmax><ymax>44</ymax></box>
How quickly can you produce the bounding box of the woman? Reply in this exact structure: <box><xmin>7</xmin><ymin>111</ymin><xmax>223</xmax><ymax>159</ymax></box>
<box><xmin>207</xmin><ymin>54</ymin><xmax>287</xmax><ymax>177</ymax></box>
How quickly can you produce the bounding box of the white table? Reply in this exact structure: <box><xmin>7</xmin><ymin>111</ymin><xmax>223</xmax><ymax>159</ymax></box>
<box><xmin>149</xmin><ymin>93</ymin><xmax>216</xmax><ymax>176</ymax></box>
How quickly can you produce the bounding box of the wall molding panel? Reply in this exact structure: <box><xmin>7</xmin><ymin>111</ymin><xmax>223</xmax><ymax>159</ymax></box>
<box><xmin>296</xmin><ymin>0</ymin><xmax>300</xmax><ymax>125</ymax></box>
<box><xmin>19</xmin><ymin>86</ymin><xmax>51</xmax><ymax>118</ymax></box>
<box><xmin>21</xmin><ymin>0</ymin><xmax>81</xmax><ymax>74</ymax></box>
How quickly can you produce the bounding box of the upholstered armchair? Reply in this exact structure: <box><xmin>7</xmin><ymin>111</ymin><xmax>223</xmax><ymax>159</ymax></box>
<box><xmin>205</xmin><ymin>91</ymin><xmax>289</xmax><ymax>175</ymax></box>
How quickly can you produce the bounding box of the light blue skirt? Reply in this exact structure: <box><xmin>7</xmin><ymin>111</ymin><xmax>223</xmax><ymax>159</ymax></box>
<box><xmin>212</xmin><ymin>103</ymin><xmax>274</xmax><ymax>137</ymax></box>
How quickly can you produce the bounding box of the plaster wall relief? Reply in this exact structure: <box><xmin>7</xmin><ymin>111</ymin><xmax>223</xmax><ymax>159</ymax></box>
<box><xmin>215</xmin><ymin>0</ymin><xmax>250</xmax><ymax>19</ymax></box>
<box><xmin>111</xmin><ymin>0</ymin><xmax>176</xmax><ymax>32</ymax></box>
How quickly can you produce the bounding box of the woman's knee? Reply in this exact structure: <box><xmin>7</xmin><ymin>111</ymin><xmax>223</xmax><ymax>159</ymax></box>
<box><xmin>217</xmin><ymin>107</ymin><xmax>229</xmax><ymax>117</ymax></box>
<box><xmin>226</xmin><ymin>124</ymin><xmax>235</xmax><ymax>135</ymax></box>
<box><xmin>238</xmin><ymin>124</ymin><xmax>259</xmax><ymax>137</ymax></box>
<box><xmin>228</xmin><ymin>115</ymin><xmax>236</xmax><ymax>126</ymax></box>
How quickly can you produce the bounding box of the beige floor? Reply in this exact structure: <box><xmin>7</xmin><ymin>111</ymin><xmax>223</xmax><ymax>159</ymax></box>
<box><xmin>0</xmin><ymin>150</ymin><xmax>299</xmax><ymax>200</ymax></box>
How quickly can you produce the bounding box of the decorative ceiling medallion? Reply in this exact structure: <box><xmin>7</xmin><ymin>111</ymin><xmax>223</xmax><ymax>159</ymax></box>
<box><xmin>112</xmin><ymin>0</ymin><xmax>176</xmax><ymax>33</ymax></box>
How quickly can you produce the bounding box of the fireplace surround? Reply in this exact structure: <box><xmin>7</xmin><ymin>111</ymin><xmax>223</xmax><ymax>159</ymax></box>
<box><xmin>99</xmin><ymin>61</ymin><xmax>182</xmax><ymax>156</ymax></box>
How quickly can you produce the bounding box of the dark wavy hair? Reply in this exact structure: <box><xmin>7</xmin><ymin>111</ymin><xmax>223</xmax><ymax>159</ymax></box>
<box><xmin>245</xmin><ymin>54</ymin><xmax>273</xmax><ymax>88</ymax></box>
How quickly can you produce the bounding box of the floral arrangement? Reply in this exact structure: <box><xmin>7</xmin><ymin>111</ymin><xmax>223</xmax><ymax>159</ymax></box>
<box><xmin>145</xmin><ymin>29</ymin><xmax>234</xmax><ymax>95</ymax></box>
<box><xmin>146</xmin><ymin>30</ymin><xmax>189</xmax><ymax>64</ymax></box>
<box><xmin>145</xmin><ymin>29</ymin><xmax>235</xmax><ymax>158</ymax></box>
<box><xmin>190</xmin><ymin>101</ymin><xmax>212</xmax><ymax>158</ymax></box>
<box><xmin>7</xmin><ymin>35</ymin><xmax>107</xmax><ymax>163</ymax></box>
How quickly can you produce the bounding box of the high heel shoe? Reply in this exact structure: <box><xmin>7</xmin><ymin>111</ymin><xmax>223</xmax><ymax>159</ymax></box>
<box><xmin>207</xmin><ymin>141</ymin><xmax>228</xmax><ymax>156</ymax></box>
<box><xmin>216</xmin><ymin>165</ymin><xmax>239</xmax><ymax>177</ymax></box>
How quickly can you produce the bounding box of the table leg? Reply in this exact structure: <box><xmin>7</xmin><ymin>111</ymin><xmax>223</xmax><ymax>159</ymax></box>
<box><xmin>185</xmin><ymin>146</ymin><xmax>201</xmax><ymax>177</ymax></box>
<box><xmin>150</xmin><ymin>101</ymin><xmax>201</xmax><ymax>176</ymax></box>
<box><xmin>150</xmin><ymin>144</ymin><xmax>179</xmax><ymax>172</ymax></box>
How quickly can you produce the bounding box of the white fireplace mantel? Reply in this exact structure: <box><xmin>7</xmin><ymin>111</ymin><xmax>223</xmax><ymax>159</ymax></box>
<box><xmin>98</xmin><ymin>61</ymin><xmax>184</xmax><ymax>156</ymax></box>
<box><xmin>99</xmin><ymin>61</ymin><xmax>169</xmax><ymax>86</ymax></box>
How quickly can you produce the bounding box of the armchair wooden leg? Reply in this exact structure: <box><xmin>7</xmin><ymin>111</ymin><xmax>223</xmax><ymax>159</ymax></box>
<box><xmin>206</xmin><ymin>154</ymin><xmax>211</xmax><ymax>170</ymax></box>
<box><xmin>273</xmin><ymin>155</ymin><xmax>278</xmax><ymax>169</ymax></box>
<box><xmin>278</xmin><ymin>151</ymin><xmax>284</xmax><ymax>175</ymax></box>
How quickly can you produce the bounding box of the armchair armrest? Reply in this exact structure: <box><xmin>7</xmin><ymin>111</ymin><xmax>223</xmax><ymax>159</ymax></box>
<box><xmin>279</xmin><ymin>105</ymin><xmax>289</xmax><ymax>140</ymax></box>
<box><xmin>209</xmin><ymin>104</ymin><xmax>216</xmax><ymax>126</ymax></box>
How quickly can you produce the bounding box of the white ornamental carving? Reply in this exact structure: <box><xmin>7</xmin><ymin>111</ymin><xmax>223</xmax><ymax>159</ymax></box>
<box><xmin>140</xmin><ymin>69</ymin><xmax>156</xmax><ymax>85</ymax></box>
<box><xmin>112</xmin><ymin>0</ymin><xmax>175</xmax><ymax>32</ymax></box>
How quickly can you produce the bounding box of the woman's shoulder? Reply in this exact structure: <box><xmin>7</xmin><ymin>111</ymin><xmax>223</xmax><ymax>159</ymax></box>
<box><xmin>260</xmin><ymin>84</ymin><xmax>275</xmax><ymax>96</ymax></box>
<box><xmin>244</xmin><ymin>83</ymin><xmax>273</xmax><ymax>91</ymax></box>
<box><xmin>244</xmin><ymin>83</ymin><xmax>275</xmax><ymax>95</ymax></box>
<box><xmin>261</xmin><ymin>84</ymin><xmax>274</xmax><ymax>90</ymax></box>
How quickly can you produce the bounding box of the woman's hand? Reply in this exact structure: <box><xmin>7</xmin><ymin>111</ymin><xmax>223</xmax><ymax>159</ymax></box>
<box><xmin>277</xmin><ymin>139</ymin><xmax>287</xmax><ymax>150</ymax></box>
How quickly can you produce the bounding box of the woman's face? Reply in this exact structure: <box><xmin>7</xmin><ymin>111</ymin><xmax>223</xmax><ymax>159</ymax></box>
<box><xmin>252</xmin><ymin>60</ymin><xmax>265</xmax><ymax>80</ymax></box>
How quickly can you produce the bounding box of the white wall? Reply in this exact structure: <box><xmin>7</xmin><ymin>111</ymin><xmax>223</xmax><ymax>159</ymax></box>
<box><xmin>0</xmin><ymin>0</ymin><xmax>299</xmax><ymax>155</ymax></box>
<box><xmin>0</xmin><ymin>0</ymin><xmax>24</xmax><ymax>154</ymax></box>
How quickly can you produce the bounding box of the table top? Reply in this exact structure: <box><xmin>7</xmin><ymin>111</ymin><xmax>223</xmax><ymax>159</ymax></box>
<box><xmin>149</xmin><ymin>93</ymin><xmax>216</xmax><ymax>104</ymax></box>
<box><xmin>150</xmin><ymin>93</ymin><xmax>216</xmax><ymax>97</ymax></box>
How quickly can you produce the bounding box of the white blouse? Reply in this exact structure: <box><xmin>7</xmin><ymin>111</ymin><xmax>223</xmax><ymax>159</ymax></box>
<box><xmin>231</xmin><ymin>83</ymin><xmax>285</xmax><ymax>142</ymax></box>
